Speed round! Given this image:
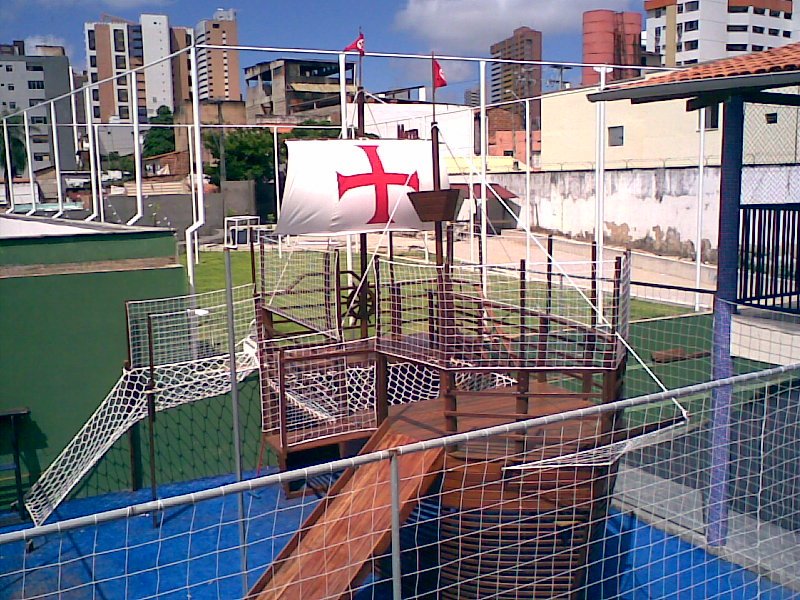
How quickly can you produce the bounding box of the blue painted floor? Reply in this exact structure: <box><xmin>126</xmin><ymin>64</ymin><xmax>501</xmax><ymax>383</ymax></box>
<box><xmin>1</xmin><ymin>474</ymin><xmax>797</xmax><ymax>599</ymax></box>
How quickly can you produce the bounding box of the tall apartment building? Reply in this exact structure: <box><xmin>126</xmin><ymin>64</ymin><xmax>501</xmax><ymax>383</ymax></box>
<box><xmin>645</xmin><ymin>0</ymin><xmax>799</xmax><ymax>67</ymax></box>
<box><xmin>0</xmin><ymin>41</ymin><xmax>77</xmax><ymax>176</ymax></box>
<box><xmin>582</xmin><ymin>10</ymin><xmax>643</xmax><ymax>86</ymax></box>
<box><xmin>490</xmin><ymin>27</ymin><xmax>543</xmax><ymax>129</ymax></box>
<box><xmin>84</xmin><ymin>9</ymin><xmax>239</xmax><ymax>124</ymax></box>
<box><xmin>85</xmin><ymin>15</ymin><xmax>192</xmax><ymax>123</ymax></box>
<box><xmin>194</xmin><ymin>8</ymin><xmax>241</xmax><ymax>101</ymax></box>
<box><xmin>463</xmin><ymin>86</ymin><xmax>481</xmax><ymax>107</ymax></box>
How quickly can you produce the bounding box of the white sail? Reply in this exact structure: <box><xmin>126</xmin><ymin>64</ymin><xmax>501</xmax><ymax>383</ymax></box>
<box><xmin>275</xmin><ymin>139</ymin><xmax>447</xmax><ymax>236</ymax></box>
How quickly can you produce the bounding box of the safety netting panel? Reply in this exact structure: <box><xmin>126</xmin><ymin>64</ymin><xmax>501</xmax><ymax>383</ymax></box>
<box><xmin>257</xmin><ymin>236</ymin><xmax>341</xmax><ymax>339</ymax></box>
<box><xmin>376</xmin><ymin>258</ymin><xmax>629</xmax><ymax>371</ymax></box>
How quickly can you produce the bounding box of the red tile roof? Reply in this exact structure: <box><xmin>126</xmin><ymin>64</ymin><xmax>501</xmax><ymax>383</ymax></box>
<box><xmin>594</xmin><ymin>42</ymin><xmax>800</xmax><ymax>101</ymax></box>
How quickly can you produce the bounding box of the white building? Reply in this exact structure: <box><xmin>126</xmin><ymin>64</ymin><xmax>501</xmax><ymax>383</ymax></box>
<box><xmin>140</xmin><ymin>14</ymin><xmax>174</xmax><ymax>117</ymax></box>
<box><xmin>645</xmin><ymin>0</ymin><xmax>798</xmax><ymax>66</ymax></box>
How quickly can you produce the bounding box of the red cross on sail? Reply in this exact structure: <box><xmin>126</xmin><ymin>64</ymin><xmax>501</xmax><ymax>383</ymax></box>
<box><xmin>337</xmin><ymin>145</ymin><xmax>420</xmax><ymax>224</ymax></box>
<box><xmin>275</xmin><ymin>140</ymin><xmax>446</xmax><ymax>236</ymax></box>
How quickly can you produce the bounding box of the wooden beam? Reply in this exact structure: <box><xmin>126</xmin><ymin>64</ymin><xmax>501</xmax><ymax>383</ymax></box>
<box><xmin>741</xmin><ymin>91</ymin><xmax>800</xmax><ymax>107</ymax></box>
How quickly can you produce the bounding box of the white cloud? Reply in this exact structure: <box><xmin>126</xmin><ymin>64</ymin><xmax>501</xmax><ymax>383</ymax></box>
<box><xmin>394</xmin><ymin>0</ymin><xmax>637</xmax><ymax>54</ymax></box>
<box><xmin>24</xmin><ymin>35</ymin><xmax>73</xmax><ymax>57</ymax></box>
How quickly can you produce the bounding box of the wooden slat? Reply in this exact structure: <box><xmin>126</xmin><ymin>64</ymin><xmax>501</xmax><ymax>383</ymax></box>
<box><xmin>249</xmin><ymin>432</ymin><xmax>443</xmax><ymax>600</ymax></box>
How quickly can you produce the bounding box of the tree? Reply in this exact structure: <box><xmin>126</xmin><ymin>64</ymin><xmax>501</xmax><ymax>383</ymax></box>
<box><xmin>0</xmin><ymin>114</ymin><xmax>31</xmax><ymax>206</ymax></box>
<box><xmin>142</xmin><ymin>105</ymin><xmax>175</xmax><ymax>157</ymax></box>
<box><xmin>204</xmin><ymin>120</ymin><xmax>339</xmax><ymax>187</ymax></box>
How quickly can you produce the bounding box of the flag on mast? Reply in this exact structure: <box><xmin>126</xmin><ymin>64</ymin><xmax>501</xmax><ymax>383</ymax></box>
<box><xmin>344</xmin><ymin>33</ymin><xmax>365</xmax><ymax>56</ymax></box>
<box><xmin>432</xmin><ymin>58</ymin><xmax>447</xmax><ymax>89</ymax></box>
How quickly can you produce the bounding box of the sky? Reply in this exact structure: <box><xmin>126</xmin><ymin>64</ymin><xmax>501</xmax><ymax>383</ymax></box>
<box><xmin>0</xmin><ymin>0</ymin><xmax>641</xmax><ymax>101</ymax></box>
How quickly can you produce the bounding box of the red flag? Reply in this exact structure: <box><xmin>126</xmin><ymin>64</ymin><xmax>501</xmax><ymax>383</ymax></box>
<box><xmin>344</xmin><ymin>33</ymin><xmax>365</xmax><ymax>56</ymax></box>
<box><xmin>432</xmin><ymin>59</ymin><xmax>447</xmax><ymax>89</ymax></box>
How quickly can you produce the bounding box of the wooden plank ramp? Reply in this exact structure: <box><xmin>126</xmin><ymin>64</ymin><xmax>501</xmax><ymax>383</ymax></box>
<box><xmin>247</xmin><ymin>431</ymin><xmax>444</xmax><ymax>600</ymax></box>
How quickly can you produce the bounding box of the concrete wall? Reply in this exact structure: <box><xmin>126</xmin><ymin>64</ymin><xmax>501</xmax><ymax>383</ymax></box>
<box><xmin>104</xmin><ymin>180</ymin><xmax>256</xmax><ymax>236</ymax></box>
<box><xmin>487</xmin><ymin>166</ymin><xmax>719</xmax><ymax>260</ymax></box>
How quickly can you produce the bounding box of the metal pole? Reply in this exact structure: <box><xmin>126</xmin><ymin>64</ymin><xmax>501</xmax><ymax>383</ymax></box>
<box><xmin>3</xmin><ymin>118</ymin><xmax>16</xmax><ymax>212</ymax></box>
<box><xmin>94</xmin><ymin>123</ymin><xmax>105</xmax><ymax>222</ymax></box>
<box><xmin>390</xmin><ymin>451</ymin><xmax>402</xmax><ymax>600</ymax></box>
<box><xmin>127</xmin><ymin>71</ymin><xmax>144</xmax><ymax>225</ymax></box>
<box><xmin>23</xmin><ymin>111</ymin><xmax>36</xmax><ymax>215</ymax></box>
<box><xmin>224</xmin><ymin>248</ymin><xmax>247</xmax><ymax>592</ymax></box>
<box><xmin>69</xmin><ymin>69</ymin><xmax>80</xmax><ymax>166</ymax></box>
<box><xmin>84</xmin><ymin>88</ymin><xmax>99</xmax><ymax>221</ymax></box>
<box><xmin>145</xmin><ymin>314</ymin><xmax>159</xmax><ymax>528</ymax></box>
<box><xmin>593</xmin><ymin>66</ymin><xmax>610</xmax><ymax>315</ymax></box>
<box><xmin>695</xmin><ymin>107</ymin><xmax>707</xmax><ymax>311</ymax></box>
<box><xmin>339</xmin><ymin>52</ymin><xmax>355</xmax><ymax>285</ymax></box>
<box><xmin>50</xmin><ymin>101</ymin><xmax>64</xmax><ymax>218</ymax></box>
<box><xmin>187</xmin><ymin>124</ymin><xmax>199</xmax><ymax>264</ymax></box>
<box><xmin>186</xmin><ymin>43</ymin><xmax>207</xmax><ymax>293</ymax></box>
<box><xmin>524</xmin><ymin>97</ymin><xmax>531</xmax><ymax>266</ymax></box>
<box><xmin>479</xmin><ymin>60</ymin><xmax>488</xmax><ymax>288</ymax></box>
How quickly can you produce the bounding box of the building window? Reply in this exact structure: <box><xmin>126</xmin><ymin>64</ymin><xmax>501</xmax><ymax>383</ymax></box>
<box><xmin>4</xmin><ymin>65</ymin><xmax>11</xmax><ymax>72</ymax></box>
<box><xmin>93</xmin><ymin>106</ymin><xmax>100</xmax><ymax>118</ymax></box>
<box><xmin>9</xmin><ymin>102</ymin><xmax>16</xmax><ymax>109</ymax></box>
<box><xmin>608</xmin><ymin>126</ymin><xmax>624</xmax><ymax>147</ymax></box>
<box><xmin>29</xmin><ymin>99</ymin><xmax>41</xmax><ymax>107</ymax></box>
<box><xmin>677</xmin><ymin>3</ymin><xmax>684</xmax><ymax>12</ymax></box>
<box><xmin>113</xmin><ymin>29</ymin><xmax>125</xmax><ymax>53</ymax></box>
<box><xmin>31</xmin><ymin>135</ymin><xmax>49</xmax><ymax>144</ymax></box>
<box><xmin>684</xmin><ymin>58</ymin><xmax>699</xmax><ymax>64</ymax></box>
<box><xmin>753</xmin><ymin>25</ymin><xmax>765</xmax><ymax>33</ymax></box>
<box><xmin>119</xmin><ymin>106</ymin><xmax>130</xmax><ymax>119</ymax></box>
<box><xmin>88</xmin><ymin>30</ymin><xmax>96</xmax><ymax>51</ymax></box>
<box><xmin>91</xmin><ymin>73</ymin><xmax>98</xmax><ymax>83</ymax></box>
<box><xmin>785</xmin><ymin>12</ymin><xmax>793</xmax><ymax>19</ymax></box>
<box><xmin>30</xmin><ymin>116</ymin><xmax>47</xmax><ymax>124</ymax></box>
<box><xmin>212</xmin><ymin>23</ymin><xmax>220</xmax><ymax>28</ymax></box>
<box><xmin>26</xmin><ymin>64</ymin><xmax>44</xmax><ymax>72</ymax></box>
<box><xmin>728</xmin><ymin>5</ymin><xmax>748</xmax><ymax>12</ymax></box>
<box><xmin>765</xmin><ymin>112</ymin><xmax>778</xmax><ymax>124</ymax></box>
<box><xmin>685</xmin><ymin>1</ymin><xmax>699</xmax><ymax>11</ymax></box>
<box><xmin>33</xmin><ymin>153</ymin><xmax>50</xmax><ymax>162</ymax></box>
<box><xmin>728</xmin><ymin>24</ymin><xmax>748</xmax><ymax>32</ymax></box>
<box><xmin>90</xmin><ymin>55</ymin><xmax>97</xmax><ymax>68</ymax></box>
<box><xmin>770</xmin><ymin>9</ymin><xmax>780</xmax><ymax>16</ymax></box>
<box><xmin>7</xmin><ymin>83</ymin><xmax>13</xmax><ymax>91</ymax></box>
<box><xmin>754</xmin><ymin>7</ymin><xmax>765</xmax><ymax>14</ymax></box>
<box><xmin>684</xmin><ymin>20</ymin><xmax>699</xmax><ymax>32</ymax></box>
<box><xmin>117</xmin><ymin>76</ymin><xmax>127</xmax><ymax>85</ymax></box>
<box><xmin>115</xmin><ymin>55</ymin><xmax>126</xmax><ymax>70</ymax></box>
<box><xmin>27</xmin><ymin>80</ymin><xmax>45</xmax><ymax>90</ymax></box>
<box><xmin>118</xmin><ymin>88</ymin><xmax>128</xmax><ymax>102</ymax></box>
<box><xmin>769</xmin><ymin>28</ymin><xmax>780</xmax><ymax>36</ymax></box>
<box><xmin>92</xmin><ymin>89</ymin><xmax>99</xmax><ymax>101</ymax></box>
<box><xmin>726</xmin><ymin>43</ymin><xmax>748</xmax><ymax>51</ymax></box>
<box><xmin>752</xmin><ymin>45</ymin><xmax>764</xmax><ymax>51</ymax></box>
<box><xmin>685</xmin><ymin>40</ymin><xmax>699</xmax><ymax>50</ymax></box>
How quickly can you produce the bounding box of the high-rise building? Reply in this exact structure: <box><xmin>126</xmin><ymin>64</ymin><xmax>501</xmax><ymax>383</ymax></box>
<box><xmin>463</xmin><ymin>86</ymin><xmax>481</xmax><ymax>107</ymax></box>
<box><xmin>644</xmin><ymin>0</ymin><xmax>799</xmax><ymax>67</ymax></box>
<box><xmin>490</xmin><ymin>27</ymin><xmax>542</xmax><ymax>129</ymax></box>
<box><xmin>582</xmin><ymin>10</ymin><xmax>642</xmax><ymax>86</ymax></box>
<box><xmin>194</xmin><ymin>8</ymin><xmax>241</xmax><ymax>101</ymax></box>
<box><xmin>85</xmin><ymin>14</ymin><xmax>193</xmax><ymax>123</ymax></box>
<box><xmin>0</xmin><ymin>40</ymin><xmax>77</xmax><ymax>176</ymax></box>
<box><xmin>84</xmin><ymin>9</ymin><xmax>239</xmax><ymax>124</ymax></box>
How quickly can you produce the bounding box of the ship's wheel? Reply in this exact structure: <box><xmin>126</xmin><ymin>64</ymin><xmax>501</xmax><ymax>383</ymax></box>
<box><xmin>344</xmin><ymin>285</ymin><xmax>376</xmax><ymax>323</ymax></box>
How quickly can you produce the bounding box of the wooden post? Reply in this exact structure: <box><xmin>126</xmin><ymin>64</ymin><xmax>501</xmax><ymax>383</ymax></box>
<box><xmin>519</xmin><ymin>259</ymin><xmax>527</xmax><ymax>363</ymax></box>
<box><xmin>376</xmin><ymin>352</ymin><xmax>389</xmax><ymax>425</ymax></box>
<box><xmin>516</xmin><ymin>371</ymin><xmax>530</xmax><ymax>454</ymax></box>
<box><xmin>360</xmin><ymin>232</ymin><xmax>370</xmax><ymax>338</ymax></box>
<box><xmin>546</xmin><ymin>234</ymin><xmax>554</xmax><ymax>314</ymax></box>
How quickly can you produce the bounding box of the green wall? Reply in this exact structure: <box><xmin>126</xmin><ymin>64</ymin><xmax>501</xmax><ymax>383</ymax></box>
<box><xmin>1</xmin><ymin>231</ymin><xmax>178</xmax><ymax>267</ymax></box>
<box><xmin>0</xmin><ymin>266</ymin><xmax>187</xmax><ymax>508</ymax></box>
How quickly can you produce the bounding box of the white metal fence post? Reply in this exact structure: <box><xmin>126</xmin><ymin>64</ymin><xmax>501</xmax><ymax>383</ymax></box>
<box><xmin>50</xmin><ymin>101</ymin><xmax>64</xmax><ymax>217</ymax></box>
<box><xmin>23</xmin><ymin>110</ymin><xmax>36</xmax><ymax>215</ymax></box>
<box><xmin>127</xmin><ymin>71</ymin><xmax>144</xmax><ymax>226</ymax></box>
<box><xmin>3</xmin><ymin>118</ymin><xmax>15</xmax><ymax>212</ymax></box>
<box><xmin>390</xmin><ymin>450</ymin><xmax>402</xmax><ymax>600</ymax></box>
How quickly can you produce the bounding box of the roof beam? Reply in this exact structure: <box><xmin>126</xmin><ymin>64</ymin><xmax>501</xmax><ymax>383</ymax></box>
<box><xmin>740</xmin><ymin>91</ymin><xmax>800</xmax><ymax>107</ymax></box>
<box><xmin>686</xmin><ymin>93</ymin><xmax>732</xmax><ymax>112</ymax></box>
